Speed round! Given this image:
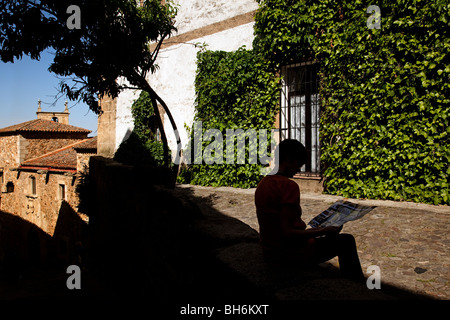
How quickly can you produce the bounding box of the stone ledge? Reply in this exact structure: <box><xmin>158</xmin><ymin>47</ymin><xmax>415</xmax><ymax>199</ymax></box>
<box><xmin>192</xmin><ymin>217</ymin><xmax>260</xmax><ymax>249</ymax></box>
<box><xmin>213</xmin><ymin>242</ymin><xmax>394</xmax><ymax>300</ymax></box>
<box><xmin>275</xmin><ymin>278</ymin><xmax>390</xmax><ymax>300</ymax></box>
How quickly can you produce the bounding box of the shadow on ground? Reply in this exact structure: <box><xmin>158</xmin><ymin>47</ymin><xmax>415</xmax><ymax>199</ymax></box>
<box><xmin>0</xmin><ymin>161</ymin><xmax>438</xmax><ymax>304</ymax></box>
<box><xmin>173</xmin><ymin>185</ymin><xmax>437</xmax><ymax>302</ymax></box>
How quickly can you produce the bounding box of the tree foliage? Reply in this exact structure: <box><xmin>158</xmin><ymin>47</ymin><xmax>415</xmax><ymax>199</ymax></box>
<box><xmin>131</xmin><ymin>91</ymin><xmax>159</xmax><ymax>142</ymax></box>
<box><xmin>0</xmin><ymin>0</ymin><xmax>177</xmax><ymax>112</ymax></box>
<box><xmin>0</xmin><ymin>0</ymin><xmax>180</xmax><ymax>168</ymax></box>
<box><xmin>254</xmin><ymin>0</ymin><xmax>450</xmax><ymax>204</ymax></box>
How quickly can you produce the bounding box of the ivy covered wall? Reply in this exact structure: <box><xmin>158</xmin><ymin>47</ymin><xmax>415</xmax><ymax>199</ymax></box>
<box><xmin>253</xmin><ymin>0</ymin><xmax>449</xmax><ymax>204</ymax></box>
<box><xmin>179</xmin><ymin>48</ymin><xmax>280</xmax><ymax>188</ymax></box>
<box><xmin>181</xmin><ymin>0</ymin><xmax>448</xmax><ymax>204</ymax></box>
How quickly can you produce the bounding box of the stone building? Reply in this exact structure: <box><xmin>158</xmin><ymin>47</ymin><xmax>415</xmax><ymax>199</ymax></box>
<box><xmin>0</xmin><ymin>103</ymin><xmax>96</xmax><ymax>236</ymax></box>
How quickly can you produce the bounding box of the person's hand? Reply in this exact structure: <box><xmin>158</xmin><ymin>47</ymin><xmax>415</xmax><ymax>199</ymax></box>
<box><xmin>320</xmin><ymin>226</ymin><xmax>342</xmax><ymax>236</ymax></box>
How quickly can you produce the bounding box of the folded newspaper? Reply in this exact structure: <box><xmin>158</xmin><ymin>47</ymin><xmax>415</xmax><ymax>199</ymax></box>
<box><xmin>308</xmin><ymin>200</ymin><xmax>376</xmax><ymax>228</ymax></box>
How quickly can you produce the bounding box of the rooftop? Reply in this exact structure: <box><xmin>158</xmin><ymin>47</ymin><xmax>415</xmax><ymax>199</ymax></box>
<box><xmin>20</xmin><ymin>137</ymin><xmax>97</xmax><ymax>172</ymax></box>
<box><xmin>0</xmin><ymin>119</ymin><xmax>91</xmax><ymax>134</ymax></box>
<box><xmin>73</xmin><ymin>136</ymin><xmax>98</xmax><ymax>152</ymax></box>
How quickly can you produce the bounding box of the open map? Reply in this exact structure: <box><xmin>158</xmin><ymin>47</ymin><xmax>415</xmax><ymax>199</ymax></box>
<box><xmin>308</xmin><ymin>200</ymin><xmax>377</xmax><ymax>228</ymax></box>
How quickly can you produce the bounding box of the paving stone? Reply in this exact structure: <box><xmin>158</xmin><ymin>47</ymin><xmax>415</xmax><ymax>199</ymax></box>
<box><xmin>177</xmin><ymin>184</ymin><xmax>450</xmax><ymax>300</ymax></box>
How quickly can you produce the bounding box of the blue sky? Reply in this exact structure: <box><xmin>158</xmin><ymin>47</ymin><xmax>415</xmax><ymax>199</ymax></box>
<box><xmin>0</xmin><ymin>51</ymin><xmax>98</xmax><ymax>136</ymax></box>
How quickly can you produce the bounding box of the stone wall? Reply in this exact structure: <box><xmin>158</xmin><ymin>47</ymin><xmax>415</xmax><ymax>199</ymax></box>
<box><xmin>36</xmin><ymin>111</ymin><xmax>69</xmax><ymax>125</ymax></box>
<box><xmin>0</xmin><ymin>168</ymin><xmax>87</xmax><ymax>272</ymax></box>
<box><xmin>0</xmin><ymin>135</ymin><xmax>19</xmax><ymax>209</ymax></box>
<box><xmin>0</xmin><ymin>169</ymin><xmax>80</xmax><ymax>236</ymax></box>
<box><xmin>76</xmin><ymin>152</ymin><xmax>95</xmax><ymax>173</ymax></box>
<box><xmin>0</xmin><ymin>209</ymin><xmax>54</xmax><ymax>272</ymax></box>
<box><xmin>293</xmin><ymin>176</ymin><xmax>325</xmax><ymax>193</ymax></box>
<box><xmin>97</xmin><ymin>96</ymin><xmax>117</xmax><ymax>157</ymax></box>
<box><xmin>0</xmin><ymin>135</ymin><xmax>19</xmax><ymax>169</ymax></box>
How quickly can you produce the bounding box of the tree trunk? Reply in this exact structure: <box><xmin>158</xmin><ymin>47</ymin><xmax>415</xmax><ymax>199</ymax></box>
<box><xmin>139</xmin><ymin>78</ymin><xmax>181</xmax><ymax>180</ymax></box>
<box><xmin>149</xmin><ymin>92</ymin><xmax>170</xmax><ymax>166</ymax></box>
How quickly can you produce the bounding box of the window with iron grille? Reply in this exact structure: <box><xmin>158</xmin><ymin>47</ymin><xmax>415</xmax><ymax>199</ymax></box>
<box><xmin>280</xmin><ymin>62</ymin><xmax>321</xmax><ymax>176</ymax></box>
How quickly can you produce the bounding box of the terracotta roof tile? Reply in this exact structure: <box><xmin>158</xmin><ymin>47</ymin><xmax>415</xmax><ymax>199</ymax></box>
<box><xmin>20</xmin><ymin>138</ymin><xmax>97</xmax><ymax>171</ymax></box>
<box><xmin>0</xmin><ymin>119</ymin><xmax>91</xmax><ymax>134</ymax></box>
<box><xmin>73</xmin><ymin>136</ymin><xmax>97</xmax><ymax>151</ymax></box>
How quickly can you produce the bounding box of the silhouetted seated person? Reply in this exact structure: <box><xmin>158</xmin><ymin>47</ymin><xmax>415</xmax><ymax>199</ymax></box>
<box><xmin>255</xmin><ymin>139</ymin><xmax>365</xmax><ymax>282</ymax></box>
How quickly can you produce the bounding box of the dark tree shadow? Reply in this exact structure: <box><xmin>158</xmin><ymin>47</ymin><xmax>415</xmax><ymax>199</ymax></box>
<box><xmin>0</xmin><ymin>129</ymin><xmax>439</xmax><ymax>303</ymax></box>
<box><xmin>0</xmin><ymin>210</ymin><xmax>52</xmax><ymax>288</ymax></box>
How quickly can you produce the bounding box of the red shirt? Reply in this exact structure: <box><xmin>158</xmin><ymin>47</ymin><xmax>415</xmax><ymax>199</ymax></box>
<box><xmin>255</xmin><ymin>175</ymin><xmax>315</xmax><ymax>262</ymax></box>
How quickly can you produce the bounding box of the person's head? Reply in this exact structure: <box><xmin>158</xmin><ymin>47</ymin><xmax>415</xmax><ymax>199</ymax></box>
<box><xmin>276</xmin><ymin>139</ymin><xmax>308</xmax><ymax>177</ymax></box>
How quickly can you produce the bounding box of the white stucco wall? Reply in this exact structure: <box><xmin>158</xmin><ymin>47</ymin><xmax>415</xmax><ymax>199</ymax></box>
<box><xmin>173</xmin><ymin>0</ymin><xmax>259</xmax><ymax>34</ymax></box>
<box><xmin>148</xmin><ymin>22</ymin><xmax>256</xmax><ymax>155</ymax></box>
<box><xmin>114</xmin><ymin>0</ymin><xmax>258</xmax><ymax>158</ymax></box>
<box><xmin>115</xmin><ymin>78</ymin><xmax>140</xmax><ymax>149</ymax></box>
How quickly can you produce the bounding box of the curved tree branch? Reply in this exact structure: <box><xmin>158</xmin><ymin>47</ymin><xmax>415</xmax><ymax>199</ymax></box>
<box><xmin>133</xmin><ymin>72</ymin><xmax>181</xmax><ymax>178</ymax></box>
<box><xmin>145</xmin><ymin>85</ymin><xmax>182</xmax><ymax>166</ymax></box>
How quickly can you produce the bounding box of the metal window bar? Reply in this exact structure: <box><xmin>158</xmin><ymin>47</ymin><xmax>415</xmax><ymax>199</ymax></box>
<box><xmin>280</xmin><ymin>62</ymin><xmax>321</xmax><ymax>176</ymax></box>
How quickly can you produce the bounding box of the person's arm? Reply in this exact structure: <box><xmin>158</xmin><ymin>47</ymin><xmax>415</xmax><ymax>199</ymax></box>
<box><xmin>280</xmin><ymin>205</ymin><xmax>340</xmax><ymax>240</ymax></box>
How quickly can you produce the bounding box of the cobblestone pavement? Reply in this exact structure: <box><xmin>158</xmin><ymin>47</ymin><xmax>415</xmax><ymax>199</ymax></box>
<box><xmin>177</xmin><ymin>184</ymin><xmax>450</xmax><ymax>300</ymax></box>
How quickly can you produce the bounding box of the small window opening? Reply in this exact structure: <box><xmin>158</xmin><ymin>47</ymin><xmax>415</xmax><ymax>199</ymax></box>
<box><xmin>30</xmin><ymin>176</ymin><xmax>36</xmax><ymax>195</ymax></box>
<box><xmin>52</xmin><ymin>117</ymin><xmax>59</xmax><ymax>122</ymax></box>
<box><xmin>59</xmin><ymin>184</ymin><xmax>66</xmax><ymax>200</ymax></box>
<box><xmin>6</xmin><ymin>182</ymin><xmax>14</xmax><ymax>193</ymax></box>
